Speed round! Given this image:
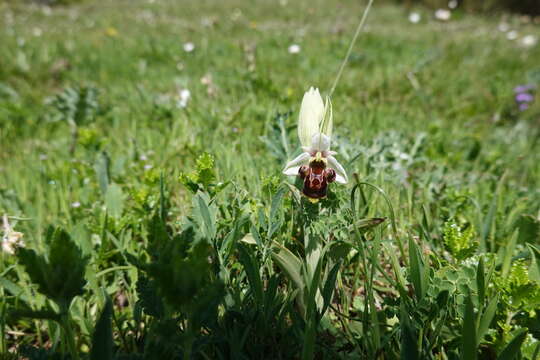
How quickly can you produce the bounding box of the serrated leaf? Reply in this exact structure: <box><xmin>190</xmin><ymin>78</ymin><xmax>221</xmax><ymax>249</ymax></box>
<box><xmin>136</xmin><ymin>275</ymin><xmax>164</xmax><ymax>318</ymax></box>
<box><xmin>18</xmin><ymin>227</ymin><xmax>88</xmax><ymax>306</ymax></box>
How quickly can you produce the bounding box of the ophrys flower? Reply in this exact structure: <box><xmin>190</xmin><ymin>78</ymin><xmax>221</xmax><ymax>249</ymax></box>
<box><xmin>283</xmin><ymin>87</ymin><xmax>348</xmax><ymax>200</ymax></box>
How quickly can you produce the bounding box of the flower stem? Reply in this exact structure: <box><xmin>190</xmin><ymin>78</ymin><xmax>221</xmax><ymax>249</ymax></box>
<box><xmin>329</xmin><ymin>0</ymin><xmax>375</xmax><ymax>97</ymax></box>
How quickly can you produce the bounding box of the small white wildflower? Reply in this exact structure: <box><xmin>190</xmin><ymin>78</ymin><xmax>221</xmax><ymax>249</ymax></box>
<box><xmin>183</xmin><ymin>42</ymin><xmax>195</xmax><ymax>53</ymax></box>
<box><xmin>39</xmin><ymin>154</ymin><xmax>47</xmax><ymax>161</ymax></box>
<box><xmin>139</xmin><ymin>154</ymin><xmax>148</xmax><ymax>161</ymax></box>
<box><xmin>521</xmin><ymin>35</ymin><xmax>538</xmax><ymax>47</ymax></box>
<box><xmin>2</xmin><ymin>215</ymin><xmax>24</xmax><ymax>255</ymax></box>
<box><xmin>498</xmin><ymin>23</ymin><xmax>509</xmax><ymax>32</ymax></box>
<box><xmin>288</xmin><ymin>44</ymin><xmax>301</xmax><ymax>54</ymax></box>
<box><xmin>42</xmin><ymin>6</ymin><xmax>52</xmax><ymax>16</ymax></box>
<box><xmin>32</xmin><ymin>27</ymin><xmax>42</xmax><ymax>37</ymax></box>
<box><xmin>177</xmin><ymin>89</ymin><xmax>191</xmax><ymax>108</ymax></box>
<box><xmin>448</xmin><ymin>0</ymin><xmax>458</xmax><ymax>9</ymax></box>
<box><xmin>507</xmin><ymin>30</ymin><xmax>518</xmax><ymax>40</ymax></box>
<box><xmin>144</xmin><ymin>164</ymin><xmax>153</xmax><ymax>170</ymax></box>
<box><xmin>408</xmin><ymin>12</ymin><xmax>421</xmax><ymax>24</ymax></box>
<box><xmin>71</xmin><ymin>202</ymin><xmax>81</xmax><ymax>208</ymax></box>
<box><xmin>434</xmin><ymin>9</ymin><xmax>451</xmax><ymax>21</ymax></box>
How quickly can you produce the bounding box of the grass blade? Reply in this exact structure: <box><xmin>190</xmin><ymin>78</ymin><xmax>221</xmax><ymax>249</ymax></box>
<box><xmin>461</xmin><ymin>295</ymin><xmax>478</xmax><ymax>360</ymax></box>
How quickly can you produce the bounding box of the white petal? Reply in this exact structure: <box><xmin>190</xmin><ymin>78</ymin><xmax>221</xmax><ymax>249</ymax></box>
<box><xmin>327</xmin><ymin>155</ymin><xmax>348</xmax><ymax>184</ymax></box>
<box><xmin>298</xmin><ymin>87</ymin><xmax>324</xmax><ymax>148</ymax></box>
<box><xmin>282</xmin><ymin>152</ymin><xmax>310</xmax><ymax>176</ymax></box>
<box><xmin>320</xmin><ymin>96</ymin><xmax>333</xmax><ymax>139</ymax></box>
<box><xmin>310</xmin><ymin>133</ymin><xmax>331</xmax><ymax>152</ymax></box>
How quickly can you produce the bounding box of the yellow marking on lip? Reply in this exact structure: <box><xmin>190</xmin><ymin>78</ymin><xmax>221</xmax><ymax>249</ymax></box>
<box><xmin>309</xmin><ymin>152</ymin><xmax>327</xmax><ymax>165</ymax></box>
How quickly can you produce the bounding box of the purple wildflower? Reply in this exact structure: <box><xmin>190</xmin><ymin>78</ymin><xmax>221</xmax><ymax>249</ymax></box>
<box><xmin>513</xmin><ymin>84</ymin><xmax>535</xmax><ymax>93</ymax></box>
<box><xmin>519</xmin><ymin>103</ymin><xmax>529</xmax><ymax>111</ymax></box>
<box><xmin>515</xmin><ymin>92</ymin><xmax>534</xmax><ymax>103</ymax></box>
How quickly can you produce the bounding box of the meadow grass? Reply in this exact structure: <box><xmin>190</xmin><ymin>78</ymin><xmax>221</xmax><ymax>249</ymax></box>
<box><xmin>0</xmin><ymin>0</ymin><xmax>539</xmax><ymax>358</ymax></box>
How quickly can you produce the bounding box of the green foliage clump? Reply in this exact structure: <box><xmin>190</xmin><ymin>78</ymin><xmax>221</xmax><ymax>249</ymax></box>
<box><xmin>495</xmin><ymin>260</ymin><xmax>540</xmax><ymax>314</ymax></box>
<box><xmin>47</xmin><ymin>86</ymin><xmax>100</xmax><ymax>126</ymax></box>
<box><xmin>443</xmin><ymin>220</ymin><xmax>478</xmax><ymax>261</ymax></box>
<box><xmin>179</xmin><ymin>153</ymin><xmax>219</xmax><ymax>194</ymax></box>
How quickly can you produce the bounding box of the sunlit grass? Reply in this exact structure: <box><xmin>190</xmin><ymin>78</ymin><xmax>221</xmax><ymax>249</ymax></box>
<box><xmin>0</xmin><ymin>0</ymin><xmax>539</xmax><ymax>358</ymax></box>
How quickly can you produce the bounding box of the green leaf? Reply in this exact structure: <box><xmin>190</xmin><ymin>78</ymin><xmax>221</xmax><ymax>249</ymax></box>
<box><xmin>477</xmin><ymin>257</ymin><xmax>485</xmax><ymax>306</ymax></box>
<box><xmin>320</xmin><ymin>261</ymin><xmax>341</xmax><ymax>318</ymax></box>
<box><xmin>267</xmin><ymin>186</ymin><xmax>286</xmax><ymax>239</ymax></box>
<box><xmin>105</xmin><ymin>183</ymin><xmax>124</xmax><ymax>218</ymax></box>
<box><xmin>270</xmin><ymin>242</ymin><xmax>304</xmax><ymax>291</ymax></box>
<box><xmin>194</xmin><ymin>192</ymin><xmax>216</xmax><ymax>239</ymax></box>
<box><xmin>461</xmin><ymin>295</ymin><xmax>478</xmax><ymax>360</ymax></box>
<box><xmin>408</xmin><ymin>236</ymin><xmax>426</xmax><ymax>301</ymax></box>
<box><xmin>0</xmin><ymin>276</ymin><xmax>31</xmax><ymax>304</ymax></box>
<box><xmin>498</xmin><ymin>329</ymin><xmax>528</xmax><ymax>360</ymax></box>
<box><xmin>477</xmin><ymin>296</ymin><xmax>498</xmax><ymax>346</ymax></box>
<box><xmin>501</xmin><ymin>230</ymin><xmax>519</xmax><ymax>279</ymax></box>
<box><xmin>90</xmin><ymin>294</ymin><xmax>114</xmax><ymax>360</ymax></box>
<box><xmin>517</xmin><ymin>214</ymin><xmax>540</xmax><ymax>244</ymax></box>
<box><xmin>400</xmin><ymin>305</ymin><xmax>419</xmax><ymax>360</ymax></box>
<box><xmin>94</xmin><ymin>151</ymin><xmax>110</xmax><ymax>195</ymax></box>
<box><xmin>135</xmin><ymin>275</ymin><xmax>164</xmax><ymax>318</ymax></box>
<box><xmin>527</xmin><ymin>244</ymin><xmax>540</xmax><ymax>285</ymax></box>
<box><xmin>238</xmin><ymin>244</ymin><xmax>263</xmax><ymax>305</ymax></box>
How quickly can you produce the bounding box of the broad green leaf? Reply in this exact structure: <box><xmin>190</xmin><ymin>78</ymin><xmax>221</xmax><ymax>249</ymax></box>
<box><xmin>271</xmin><ymin>242</ymin><xmax>303</xmax><ymax>291</ymax></box>
<box><xmin>195</xmin><ymin>192</ymin><xmax>216</xmax><ymax>239</ymax></box>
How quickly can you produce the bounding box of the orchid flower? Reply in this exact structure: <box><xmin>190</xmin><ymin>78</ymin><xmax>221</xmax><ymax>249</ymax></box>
<box><xmin>283</xmin><ymin>87</ymin><xmax>348</xmax><ymax>200</ymax></box>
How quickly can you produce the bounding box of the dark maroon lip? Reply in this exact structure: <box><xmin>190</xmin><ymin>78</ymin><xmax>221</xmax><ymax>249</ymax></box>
<box><xmin>298</xmin><ymin>161</ymin><xmax>336</xmax><ymax>199</ymax></box>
